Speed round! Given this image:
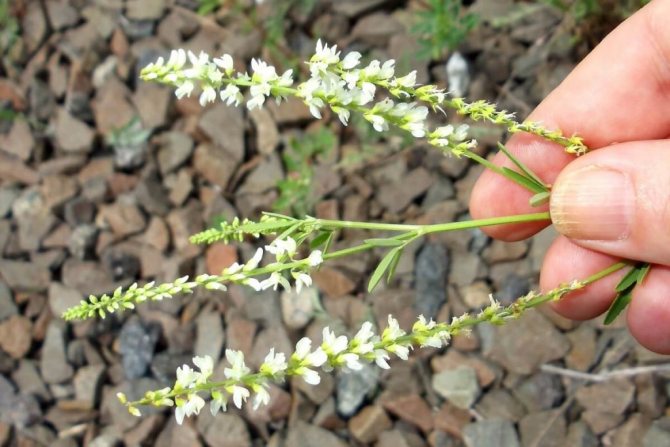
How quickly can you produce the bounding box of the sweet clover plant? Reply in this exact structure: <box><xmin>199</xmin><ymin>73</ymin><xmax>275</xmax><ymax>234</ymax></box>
<box><xmin>63</xmin><ymin>40</ymin><xmax>637</xmax><ymax>424</ymax></box>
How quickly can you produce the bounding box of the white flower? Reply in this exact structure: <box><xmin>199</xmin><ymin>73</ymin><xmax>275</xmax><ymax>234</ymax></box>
<box><xmin>374</xmin><ymin>349</ymin><xmax>391</xmax><ymax>369</ymax></box>
<box><xmin>167</xmin><ymin>49</ymin><xmax>187</xmax><ymax>70</ymax></box>
<box><xmin>265</xmin><ymin>237</ymin><xmax>297</xmax><ymax>258</ymax></box>
<box><xmin>252</xmin><ymin>383</ymin><xmax>271</xmax><ymax>410</ymax></box>
<box><xmin>224</xmin><ymin>349</ymin><xmax>250</xmax><ymax>381</ymax></box>
<box><xmin>176</xmin><ymin>364</ymin><xmax>198</xmax><ymax>389</ymax></box>
<box><xmin>244</xmin><ymin>278</ymin><xmax>262</xmax><ymax>291</ymax></box>
<box><xmin>210</xmin><ymin>390</ymin><xmax>227</xmax><ymax>416</ymax></box>
<box><xmin>379</xmin><ymin>60</ymin><xmax>395</xmax><ymax>80</ymax></box>
<box><xmin>389</xmin><ymin>344</ymin><xmax>410</xmax><ymax>360</ymax></box>
<box><xmin>352</xmin><ymin>321</ymin><xmax>375</xmax><ymax>355</ymax></box>
<box><xmin>213</xmin><ymin>54</ymin><xmax>234</xmax><ymax>74</ymax></box>
<box><xmin>175</xmin><ymin>80</ymin><xmax>194</xmax><ymax>99</ymax></box>
<box><xmin>321</xmin><ymin>327</ymin><xmax>348</xmax><ymax>356</ymax></box>
<box><xmin>193</xmin><ymin>355</ymin><xmax>214</xmax><ymax>381</ymax></box>
<box><xmin>294</xmin><ymin>272</ymin><xmax>312</xmax><ymax>294</ymax></box>
<box><xmin>220</xmin><ymin>84</ymin><xmax>243</xmax><ymax>106</ymax></box>
<box><xmin>310</xmin><ymin>39</ymin><xmax>341</xmax><ymax>74</ymax></box>
<box><xmin>453</xmin><ymin>124</ymin><xmax>469</xmax><ymax>141</ymax></box>
<box><xmin>259</xmin><ymin>272</ymin><xmax>291</xmax><ymax>291</ymax></box>
<box><xmin>307</xmin><ymin>250</ymin><xmax>323</xmax><ymax>267</ymax></box>
<box><xmin>175</xmin><ymin>393</ymin><xmax>205</xmax><ymax>425</ymax></box>
<box><xmin>226</xmin><ymin>385</ymin><xmax>250</xmax><ymax>409</ymax></box>
<box><xmin>294</xmin><ymin>337</ymin><xmax>328</xmax><ymax>367</ymax></box>
<box><xmin>301</xmin><ymin>368</ymin><xmax>321</xmax><ymax>385</ymax></box>
<box><xmin>382</xmin><ymin>316</ymin><xmax>405</xmax><ymax>342</ymax></box>
<box><xmin>333</xmin><ymin>106</ymin><xmax>350</xmax><ymax>126</ymax></box>
<box><xmin>199</xmin><ymin>85</ymin><xmax>217</xmax><ymax>106</ymax></box>
<box><xmin>341</xmin><ymin>51</ymin><xmax>362</xmax><ymax>70</ymax></box>
<box><xmin>260</xmin><ymin>348</ymin><xmax>288</xmax><ymax>376</ymax></box>
<box><xmin>247</xmin><ymin>93</ymin><xmax>266</xmax><ymax>110</ymax></box>
<box><xmin>339</xmin><ymin>353</ymin><xmax>363</xmax><ymax>371</ymax></box>
<box><xmin>251</xmin><ymin>58</ymin><xmax>278</xmax><ymax>83</ymax></box>
<box><xmin>244</xmin><ymin>248</ymin><xmax>264</xmax><ymax>271</ymax></box>
<box><xmin>394</xmin><ymin>70</ymin><xmax>417</xmax><ymax>88</ymax></box>
<box><xmin>362</xmin><ymin>60</ymin><xmax>381</xmax><ymax>78</ymax></box>
<box><xmin>366</xmin><ymin>113</ymin><xmax>388</xmax><ymax>133</ymax></box>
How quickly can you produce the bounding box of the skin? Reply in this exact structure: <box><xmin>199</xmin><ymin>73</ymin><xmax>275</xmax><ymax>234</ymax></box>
<box><xmin>469</xmin><ymin>0</ymin><xmax>670</xmax><ymax>353</ymax></box>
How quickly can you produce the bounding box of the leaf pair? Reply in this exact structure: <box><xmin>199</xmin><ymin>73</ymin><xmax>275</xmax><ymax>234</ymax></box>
<box><xmin>366</xmin><ymin>239</ymin><xmax>406</xmax><ymax>292</ymax></box>
<box><xmin>603</xmin><ymin>263</ymin><xmax>651</xmax><ymax>325</ymax></box>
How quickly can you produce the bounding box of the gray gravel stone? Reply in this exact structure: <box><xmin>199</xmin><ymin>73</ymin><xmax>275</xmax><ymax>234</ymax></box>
<box><xmin>433</xmin><ymin>366</ymin><xmax>481</xmax><ymax>409</ymax></box>
<box><xmin>119</xmin><ymin>318</ymin><xmax>161</xmax><ymax>379</ymax></box>
<box><xmin>336</xmin><ymin>364</ymin><xmax>379</xmax><ymax>417</ymax></box>
<box><xmin>414</xmin><ymin>243</ymin><xmax>449</xmax><ymax>319</ymax></box>
<box><xmin>0</xmin><ymin>281</ymin><xmax>17</xmax><ymax>321</ymax></box>
<box><xmin>463</xmin><ymin>419</ymin><xmax>520</xmax><ymax>447</ymax></box>
<box><xmin>40</xmin><ymin>321</ymin><xmax>74</xmax><ymax>384</ymax></box>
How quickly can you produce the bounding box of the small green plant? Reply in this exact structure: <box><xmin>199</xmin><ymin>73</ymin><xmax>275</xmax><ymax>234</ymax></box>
<box><xmin>106</xmin><ymin>117</ymin><xmax>152</xmax><ymax>168</ymax></box>
<box><xmin>274</xmin><ymin>126</ymin><xmax>336</xmax><ymax>216</ymax></box>
<box><xmin>412</xmin><ymin>0</ymin><xmax>479</xmax><ymax>60</ymax></box>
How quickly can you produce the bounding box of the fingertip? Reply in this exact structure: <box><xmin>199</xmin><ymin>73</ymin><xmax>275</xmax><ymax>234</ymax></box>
<box><xmin>541</xmin><ymin>236</ymin><xmax>622</xmax><ymax>320</ymax></box>
<box><xmin>627</xmin><ymin>266</ymin><xmax>670</xmax><ymax>354</ymax></box>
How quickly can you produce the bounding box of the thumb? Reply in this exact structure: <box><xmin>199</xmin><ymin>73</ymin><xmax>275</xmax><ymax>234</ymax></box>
<box><xmin>550</xmin><ymin>140</ymin><xmax>670</xmax><ymax>266</ymax></box>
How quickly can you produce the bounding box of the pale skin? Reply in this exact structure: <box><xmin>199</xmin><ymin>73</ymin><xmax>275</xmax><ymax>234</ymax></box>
<box><xmin>470</xmin><ymin>0</ymin><xmax>670</xmax><ymax>353</ymax></box>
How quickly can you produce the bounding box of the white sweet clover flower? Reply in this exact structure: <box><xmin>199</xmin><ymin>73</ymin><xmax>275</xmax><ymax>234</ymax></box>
<box><xmin>291</xmin><ymin>337</ymin><xmax>327</xmax><ymax>385</ymax></box>
<box><xmin>350</xmin><ymin>321</ymin><xmax>376</xmax><ymax>355</ymax></box>
<box><xmin>381</xmin><ymin>316</ymin><xmax>411</xmax><ymax>360</ymax></box>
<box><xmin>224</xmin><ymin>349</ymin><xmax>251</xmax><ymax>381</ymax></box>
<box><xmin>321</xmin><ymin>327</ymin><xmax>362</xmax><ymax>371</ymax></box>
<box><xmin>210</xmin><ymin>390</ymin><xmax>228</xmax><ymax>416</ymax></box>
<box><xmin>175</xmin><ymin>364</ymin><xmax>199</xmax><ymax>390</ymax></box>
<box><xmin>307</xmin><ymin>250</ymin><xmax>324</xmax><ymax>267</ymax></box>
<box><xmin>293</xmin><ymin>272</ymin><xmax>313</xmax><ymax>293</ymax></box>
<box><xmin>309</xmin><ymin>39</ymin><xmax>341</xmax><ymax>75</ymax></box>
<box><xmin>412</xmin><ymin>315</ymin><xmax>448</xmax><ymax>348</ymax></box>
<box><xmin>260</xmin><ymin>271</ymin><xmax>291</xmax><ymax>291</ymax></box>
<box><xmin>175</xmin><ymin>393</ymin><xmax>205</xmax><ymax>425</ymax></box>
<box><xmin>265</xmin><ymin>237</ymin><xmax>297</xmax><ymax>259</ymax></box>
<box><xmin>193</xmin><ymin>355</ymin><xmax>214</xmax><ymax>383</ymax></box>
<box><xmin>260</xmin><ymin>348</ymin><xmax>288</xmax><ymax>376</ymax></box>
<box><xmin>429</xmin><ymin>124</ymin><xmax>477</xmax><ymax>156</ymax></box>
<box><xmin>341</xmin><ymin>51</ymin><xmax>362</xmax><ymax>70</ymax></box>
<box><xmin>251</xmin><ymin>382</ymin><xmax>271</xmax><ymax>410</ymax></box>
<box><xmin>227</xmin><ymin>384</ymin><xmax>250</xmax><ymax>409</ymax></box>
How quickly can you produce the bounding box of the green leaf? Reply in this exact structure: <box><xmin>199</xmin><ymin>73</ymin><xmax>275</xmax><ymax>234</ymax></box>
<box><xmin>605</xmin><ymin>263</ymin><xmax>651</xmax><ymax>325</ymax></box>
<box><xmin>368</xmin><ymin>247</ymin><xmax>402</xmax><ymax>293</ymax></box>
<box><xmin>498</xmin><ymin>143</ymin><xmax>548</xmax><ymax>191</ymax></box>
<box><xmin>614</xmin><ymin>265</ymin><xmax>642</xmax><ymax>292</ymax></box>
<box><xmin>501</xmin><ymin>167</ymin><xmax>547</xmax><ymax>193</ymax></box>
<box><xmin>364</xmin><ymin>238</ymin><xmax>405</xmax><ymax>247</ymax></box>
<box><xmin>386</xmin><ymin>248</ymin><xmax>403</xmax><ymax>283</ymax></box>
<box><xmin>604</xmin><ymin>290</ymin><xmax>633</xmax><ymax>325</ymax></box>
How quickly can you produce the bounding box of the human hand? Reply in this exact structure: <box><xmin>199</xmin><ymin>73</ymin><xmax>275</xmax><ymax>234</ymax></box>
<box><xmin>470</xmin><ymin>0</ymin><xmax>670</xmax><ymax>353</ymax></box>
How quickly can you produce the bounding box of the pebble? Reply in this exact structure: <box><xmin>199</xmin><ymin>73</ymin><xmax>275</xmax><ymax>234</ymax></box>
<box><xmin>0</xmin><ymin>375</ymin><xmax>41</xmax><ymax>428</ymax></box>
<box><xmin>119</xmin><ymin>318</ymin><xmax>161</xmax><ymax>379</ymax></box>
<box><xmin>195</xmin><ymin>311</ymin><xmax>225</xmax><ymax>364</ymax></box>
<box><xmin>157</xmin><ymin>131</ymin><xmax>193</xmax><ymax>175</ymax></box>
<box><xmin>432</xmin><ymin>366</ymin><xmax>481</xmax><ymax>409</ymax></box>
<box><xmin>249</xmin><ymin>107</ymin><xmax>279</xmax><ymax>155</ymax></box>
<box><xmin>285</xmin><ymin>421</ymin><xmax>347</xmax><ymax>447</ymax></box>
<box><xmin>312</xmin><ymin>266</ymin><xmax>357</xmax><ymax>298</ymax></box>
<box><xmin>349</xmin><ymin>405</ymin><xmax>392</xmax><ymax>443</ymax></box>
<box><xmin>336</xmin><ymin>364</ymin><xmax>379</xmax><ymax>417</ymax></box>
<box><xmin>414</xmin><ymin>243</ymin><xmax>449</xmax><ymax>320</ymax></box>
<box><xmin>0</xmin><ymin>120</ymin><xmax>33</xmax><ymax>161</ymax></box>
<box><xmin>54</xmin><ymin>109</ymin><xmax>95</xmax><ymax>154</ymax></box>
<box><xmin>513</xmin><ymin>372</ymin><xmax>565</xmax><ymax>412</ymax></box>
<box><xmin>382</xmin><ymin>394</ymin><xmax>435</xmax><ymax>434</ymax></box>
<box><xmin>0</xmin><ymin>282</ymin><xmax>17</xmax><ymax>321</ymax></box>
<box><xmin>0</xmin><ymin>315</ymin><xmax>32</xmax><ymax>358</ymax></box>
<box><xmin>0</xmin><ymin>259</ymin><xmax>51</xmax><ymax>292</ymax></box>
<box><xmin>40</xmin><ymin>321</ymin><xmax>74</xmax><ymax>384</ymax></box>
<box><xmin>73</xmin><ymin>364</ymin><xmax>105</xmax><ymax>409</ymax></box>
<box><xmin>280</xmin><ymin>287</ymin><xmax>316</xmax><ymax>330</ymax></box>
<box><xmin>48</xmin><ymin>282</ymin><xmax>83</xmax><ymax>318</ymax></box>
<box><xmin>462</xmin><ymin>419</ymin><xmax>520</xmax><ymax>447</ymax></box>
<box><xmin>519</xmin><ymin>410</ymin><xmax>566</xmax><ymax>447</ymax></box>
<box><xmin>68</xmin><ymin>224</ymin><xmax>98</xmax><ymax>260</ymax></box>
<box><xmin>202</xmin><ymin>413</ymin><xmax>251</xmax><ymax>447</ymax></box>
<box><xmin>485</xmin><ymin>310</ymin><xmax>569</xmax><ymax>374</ymax></box>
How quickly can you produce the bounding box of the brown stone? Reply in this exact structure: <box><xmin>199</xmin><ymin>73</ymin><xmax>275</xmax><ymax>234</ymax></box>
<box><xmin>54</xmin><ymin>109</ymin><xmax>95</xmax><ymax>154</ymax></box>
<box><xmin>349</xmin><ymin>405</ymin><xmax>392</xmax><ymax>443</ymax></box>
<box><xmin>0</xmin><ymin>315</ymin><xmax>32</xmax><ymax>358</ymax></box>
<box><xmin>382</xmin><ymin>394</ymin><xmax>434</xmax><ymax>433</ymax></box>
<box><xmin>0</xmin><ymin>120</ymin><xmax>33</xmax><ymax>161</ymax></box>
<box><xmin>97</xmin><ymin>202</ymin><xmax>146</xmax><ymax>238</ymax></box>
<box><xmin>435</xmin><ymin>402</ymin><xmax>472</xmax><ymax>438</ymax></box>
<box><xmin>312</xmin><ymin>267</ymin><xmax>357</xmax><ymax>298</ymax></box>
<box><xmin>431</xmin><ymin>350</ymin><xmax>497</xmax><ymax>387</ymax></box>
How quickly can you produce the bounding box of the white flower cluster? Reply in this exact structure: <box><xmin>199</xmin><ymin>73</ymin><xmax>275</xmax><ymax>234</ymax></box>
<box><xmin>197</xmin><ymin>236</ymin><xmax>323</xmax><ymax>294</ymax></box>
<box><xmin>428</xmin><ymin>124</ymin><xmax>477</xmax><ymax>156</ymax></box>
<box><xmin>123</xmin><ymin>313</ymin><xmax>454</xmax><ymax>425</ymax></box>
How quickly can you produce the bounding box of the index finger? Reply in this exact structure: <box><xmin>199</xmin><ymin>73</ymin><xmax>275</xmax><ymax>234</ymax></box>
<box><xmin>469</xmin><ymin>0</ymin><xmax>670</xmax><ymax>241</ymax></box>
